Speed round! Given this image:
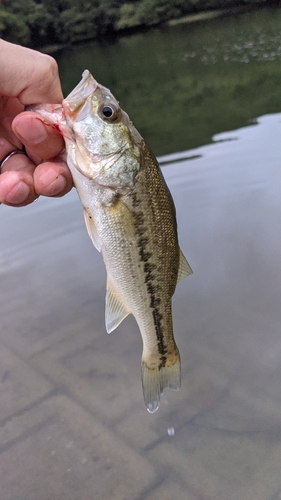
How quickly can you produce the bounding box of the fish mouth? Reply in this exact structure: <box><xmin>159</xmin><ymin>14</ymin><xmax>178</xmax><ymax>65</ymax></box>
<box><xmin>63</xmin><ymin>70</ymin><xmax>97</xmax><ymax>116</ymax></box>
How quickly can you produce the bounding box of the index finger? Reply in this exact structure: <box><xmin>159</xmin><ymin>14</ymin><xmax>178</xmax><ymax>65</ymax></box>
<box><xmin>0</xmin><ymin>40</ymin><xmax>63</xmax><ymax>104</ymax></box>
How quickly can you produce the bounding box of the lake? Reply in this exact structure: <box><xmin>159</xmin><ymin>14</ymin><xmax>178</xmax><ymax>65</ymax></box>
<box><xmin>1</xmin><ymin>6</ymin><xmax>281</xmax><ymax>500</ymax></box>
<box><xmin>56</xmin><ymin>6</ymin><xmax>281</xmax><ymax>155</ymax></box>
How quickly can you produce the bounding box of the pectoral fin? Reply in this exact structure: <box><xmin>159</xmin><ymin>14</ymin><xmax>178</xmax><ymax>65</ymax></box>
<box><xmin>83</xmin><ymin>208</ymin><xmax>101</xmax><ymax>252</ymax></box>
<box><xmin>105</xmin><ymin>279</ymin><xmax>131</xmax><ymax>333</ymax></box>
<box><xmin>177</xmin><ymin>249</ymin><xmax>193</xmax><ymax>282</ymax></box>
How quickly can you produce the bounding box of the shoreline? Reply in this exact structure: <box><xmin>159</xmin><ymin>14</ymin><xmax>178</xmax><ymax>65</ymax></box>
<box><xmin>167</xmin><ymin>4</ymin><xmax>260</xmax><ymax>26</ymax></box>
<box><xmin>39</xmin><ymin>3</ymin><xmax>274</xmax><ymax>55</ymax></box>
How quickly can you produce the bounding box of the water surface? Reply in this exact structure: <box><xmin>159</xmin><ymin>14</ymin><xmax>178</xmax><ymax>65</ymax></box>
<box><xmin>56</xmin><ymin>7</ymin><xmax>281</xmax><ymax>155</ymax></box>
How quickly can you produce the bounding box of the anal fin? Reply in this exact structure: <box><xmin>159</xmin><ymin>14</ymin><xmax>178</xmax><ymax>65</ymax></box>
<box><xmin>105</xmin><ymin>279</ymin><xmax>130</xmax><ymax>333</ymax></box>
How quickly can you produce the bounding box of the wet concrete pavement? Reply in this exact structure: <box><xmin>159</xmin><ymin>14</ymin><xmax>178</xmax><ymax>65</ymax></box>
<box><xmin>1</xmin><ymin>114</ymin><xmax>281</xmax><ymax>499</ymax></box>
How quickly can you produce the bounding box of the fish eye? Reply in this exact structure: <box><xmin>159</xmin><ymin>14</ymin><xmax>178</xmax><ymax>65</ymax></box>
<box><xmin>102</xmin><ymin>106</ymin><xmax>114</xmax><ymax>117</ymax></box>
<box><xmin>99</xmin><ymin>104</ymin><xmax>119</xmax><ymax>122</ymax></box>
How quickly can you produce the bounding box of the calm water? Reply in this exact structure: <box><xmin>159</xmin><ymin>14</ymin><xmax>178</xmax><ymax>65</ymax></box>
<box><xmin>1</xmin><ymin>7</ymin><xmax>281</xmax><ymax>500</ymax></box>
<box><xmin>55</xmin><ymin>7</ymin><xmax>281</xmax><ymax>155</ymax></box>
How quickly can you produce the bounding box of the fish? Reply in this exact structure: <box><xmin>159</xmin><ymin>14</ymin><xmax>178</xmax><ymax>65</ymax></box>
<box><xmin>30</xmin><ymin>70</ymin><xmax>192</xmax><ymax>413</ymax></box>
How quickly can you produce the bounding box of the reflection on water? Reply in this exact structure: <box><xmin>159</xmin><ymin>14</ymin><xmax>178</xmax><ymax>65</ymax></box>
<box><xmin>55</xmin><ymin>7</ymin><xmax>281</xmax><ymax>155</ymax></box>
<box><xmin>1</xmin><ymin>113</ymin><xmax>281</xmax><ymax>499</ymax></box>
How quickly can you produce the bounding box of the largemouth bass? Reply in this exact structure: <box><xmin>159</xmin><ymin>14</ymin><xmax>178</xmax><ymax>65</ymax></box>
<box><xmin>31</xmin><ymin>71</ymin><xmax>192</xmax><ymax>413</ymax></box>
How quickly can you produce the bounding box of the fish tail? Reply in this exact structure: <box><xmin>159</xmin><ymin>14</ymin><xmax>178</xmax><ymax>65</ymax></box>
<box><xmin>141</xmin><ymin>350</ymin><xmax>181</xmax><ymax>413</ymax></box>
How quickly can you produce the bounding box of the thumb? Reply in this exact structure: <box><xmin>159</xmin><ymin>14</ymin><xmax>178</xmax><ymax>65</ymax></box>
<box><xmin>12</xmin><ymin>112</ymin><xmax>65</xmax><ymax>163</ymax></box>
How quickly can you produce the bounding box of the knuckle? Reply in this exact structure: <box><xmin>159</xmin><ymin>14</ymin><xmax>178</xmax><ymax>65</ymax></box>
<box><xmin>40</xmin><ymin>54</ymin><xmax>59</xmax><ymax>80</ymax></box>
<box><xmin>32</xmin><ymin>54</ymin><xmax>62</xmax><ymax>102</ymax></box>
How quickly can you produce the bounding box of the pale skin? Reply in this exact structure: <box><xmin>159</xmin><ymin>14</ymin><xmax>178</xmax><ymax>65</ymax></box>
<box><xmin>0</xmin><ymin>39</ymin><xmax>73</xmax><ymax>207</ymax></box>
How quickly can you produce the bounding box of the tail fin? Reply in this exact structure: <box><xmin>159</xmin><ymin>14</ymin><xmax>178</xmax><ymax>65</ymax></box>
<box><xmin>141</xmin><ymin>353</ymin><xmax>181</xmax><ymax>413</ymax></box>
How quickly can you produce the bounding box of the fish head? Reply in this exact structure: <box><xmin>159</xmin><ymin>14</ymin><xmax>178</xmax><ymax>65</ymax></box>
<box><xmin>62</xmin><ymin>70</ymin><xmax>142</xmax><ymax>185</ymax></box>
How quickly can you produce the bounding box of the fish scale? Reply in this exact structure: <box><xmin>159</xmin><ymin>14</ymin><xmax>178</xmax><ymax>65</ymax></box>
<box><xmin>30</xmin><ymin>70</ymin><xmax>193</xmax><ymax>413</ymax></box>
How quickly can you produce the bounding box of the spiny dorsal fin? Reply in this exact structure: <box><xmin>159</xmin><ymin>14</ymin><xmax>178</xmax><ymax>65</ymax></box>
<box><xmin>105</xmin><ymin>279</ymin><xmax>130</xmax><ymax>333</ymax></box>
<box><xmin>83</xmin><ymin>208</ymin><xmax>101</xmax><ymax>252</ymax></box>
<box><xmin>177</xmin><ymin>249</ymin><xmax>193</xmax><ymax>283</ymax></box>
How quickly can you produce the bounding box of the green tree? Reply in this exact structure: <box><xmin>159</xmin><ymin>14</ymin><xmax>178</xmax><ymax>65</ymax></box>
<box><xmin>0</xmin><ymin>8</ymin><xmax>30</xmax><ymax>45</ymax></box>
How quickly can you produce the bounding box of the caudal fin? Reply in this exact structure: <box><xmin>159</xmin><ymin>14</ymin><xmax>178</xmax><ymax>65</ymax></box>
<box><xmin>141</xmin><ymin>354</ymin><xmax>181</xmax><ymax>413</ymax></box>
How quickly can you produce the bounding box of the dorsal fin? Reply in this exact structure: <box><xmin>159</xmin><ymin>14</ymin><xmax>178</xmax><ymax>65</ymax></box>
<box><xmin>105</xmin><ymin>279</ymin><xmax>131</xmax><ymax>333</ymax></box>
<box><xmin>177</xmin><ymin>249</ymin><xmax>193</xmax><ymax>282</ymax></box>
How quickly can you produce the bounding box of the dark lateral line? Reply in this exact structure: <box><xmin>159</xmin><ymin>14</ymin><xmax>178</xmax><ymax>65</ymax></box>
<box><xmin>132</xmin><ymin>191</ymin><xmax>168</xmax><ymax>368</ymax></box>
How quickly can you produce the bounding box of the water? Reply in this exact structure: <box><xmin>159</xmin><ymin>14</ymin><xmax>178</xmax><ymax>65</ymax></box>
<box><xmin>55</xmin><ymin>7</ymin><xmax>281</xmax><ymax>155</ymax></box>
<box><xmin>1</xmin><ymin>7</ymin><xmax>281</xmax><ymax>500</ymax></box>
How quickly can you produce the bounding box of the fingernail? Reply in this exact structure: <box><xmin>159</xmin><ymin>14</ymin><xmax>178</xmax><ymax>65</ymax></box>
<box><xmin>5</xmin><ymin>180</ymin><xmax>30</xmax><ymax>204</ymax></box>
<box><xmin>40</xmin><ymin>169</ymin><xmax>67</xmax><ymax>196</ymax></box>
<box><xmin>39</xmin><ymin>168</ymin><xmax>59</xmax><ymax>186</ymax></box>
<box><xmin>14</xmin><ymin>118</ymin><xmax>48</xmax><ymax>145</ymax></box>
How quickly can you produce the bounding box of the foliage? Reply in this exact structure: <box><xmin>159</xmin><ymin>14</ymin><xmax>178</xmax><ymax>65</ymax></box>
<box><xmin>0</xmin><ymin>0</ymin><xmax>275</xmax><ymax>48</ymax></box>
<box><xmin>0</xmin><ymin>8</ymin><xmax>30</xmax><ymax>45</ymax></box>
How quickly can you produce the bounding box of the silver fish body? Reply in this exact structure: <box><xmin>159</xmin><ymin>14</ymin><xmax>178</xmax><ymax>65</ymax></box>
<box><xmin>32</xmin><ymin>71</ymin><xmax>192</xmax><ymax>413</ymax></box>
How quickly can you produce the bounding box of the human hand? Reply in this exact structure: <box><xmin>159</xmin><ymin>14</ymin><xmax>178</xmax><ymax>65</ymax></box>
<box><xmin>0</xmin><ymin>39</ymin><xmax>73</xmax><ymax>207</ymax></box>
